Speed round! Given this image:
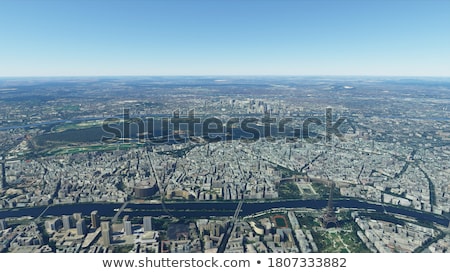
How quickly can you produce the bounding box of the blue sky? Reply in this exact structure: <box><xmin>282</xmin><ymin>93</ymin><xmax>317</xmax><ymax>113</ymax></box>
<box><xmin>1</xmin><ymin>0</ymin><xmax>449</xmax><ymax>77</ymax></box>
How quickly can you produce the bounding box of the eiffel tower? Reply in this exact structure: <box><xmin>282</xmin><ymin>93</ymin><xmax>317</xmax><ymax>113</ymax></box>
<box><xmin>321</xmin><ymin>182</ymin><xmax>338</xmax><ymax>228</ymax></box>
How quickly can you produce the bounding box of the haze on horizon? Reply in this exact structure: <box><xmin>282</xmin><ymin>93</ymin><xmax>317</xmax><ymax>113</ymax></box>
<box><xmin>1</xmin><ymin>0</ymin><xmax>449</xmax><ymax>78</ymax></box>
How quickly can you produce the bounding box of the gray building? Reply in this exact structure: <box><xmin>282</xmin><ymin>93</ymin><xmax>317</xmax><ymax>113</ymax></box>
<box><xmin>72</xmin><ymin>213</ymin><xmax>83</xmax><ymax>222</ymax></box>
<box><xmin>143</xmin><ymin>216</ymin><xmax>152</xmax><ymax>232</ymax></box>
<box><xmin>124</xmin><ymin>220</ymin><xmax>132</xmax><ymax>235</ymax></box>
<box><xmin>45</xmin><ymin>218</ymin><xmax>62</xmax><ymax>232</ymax></box>
<box><xmin>91</xmin><ymin>210</ymin><xmax>100</xmax><ymax>229</ymax></box>
<box><xmin>62</xmin><ymin>215</ymin><xmax>73</xmax><ymax>230</ymax></box>
<box><xmin>76</xmin><ymin>219</ymin><xmax>87</xmax><ymax>236</ymax></box>
<box><xmin>101</xmin><ymin>221</ymin><xmax>112</xmax><ymax>246</ymax></box>
<box><xmin>123</xmin><ymin>215</ymin><xmax>133</xmax><ymax>235</ymax></box>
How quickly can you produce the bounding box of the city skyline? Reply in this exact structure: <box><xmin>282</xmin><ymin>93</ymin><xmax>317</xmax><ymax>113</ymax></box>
<box><xmin>1</xmin><ymin>75</ymin><xmax>449</xmax><ymax>253</ymax></box>
<box><xmin>1</xmin><ymin>0</ymin><xmax>450</xmax><ymax>77</ymax></box>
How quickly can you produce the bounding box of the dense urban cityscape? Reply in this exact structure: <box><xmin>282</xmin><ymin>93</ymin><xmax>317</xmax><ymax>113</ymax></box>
<box><xmin>1</xmin><ymin>76</ymin><xmax>449</xmax><ymax>253</ymax></box>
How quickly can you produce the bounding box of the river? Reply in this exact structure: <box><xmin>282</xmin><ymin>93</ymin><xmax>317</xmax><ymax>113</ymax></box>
<box><xmin>0</xmin><ymin>199</ymin><xmax>448</xmax><ymax>227</ymax></box>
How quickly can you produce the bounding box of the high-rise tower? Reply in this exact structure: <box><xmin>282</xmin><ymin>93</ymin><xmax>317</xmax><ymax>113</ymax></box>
<box><xmin>76</xmin><ymin>219</ymin><xmax>87</xmax><ymax>236</ymax></box>
<box><xmin>321</xmin><ymin>182</ymin><xmax>338</xmax><ymax>228</ymax></box>
<box><xmin>91</xmin><ymin>210</ymin><xmax>100</xmax><ymax>229</ymax></box>
<box><xmin>62</xmin><ymin>215</ymin><xmax>73</xmax><ymax>230</ymax></box>
<box><xmin>143</xmin><ymin>216</ymin><xmax>152</xmax><ymax>232</ymax></box>
<box><xmin>101</xmin><ymin>221</ymin><xmax>112</xmax><ymax>246</ymax></box>
<box><xmin>123</xmin><ymin>215</ymin><xmax>132</xmax><ymax>235</ymax></box>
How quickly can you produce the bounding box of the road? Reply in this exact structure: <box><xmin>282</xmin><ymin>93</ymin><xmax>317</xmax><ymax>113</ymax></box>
<box><xmin>217</xmin><ymin>199</ymin><xmax>244</xmax><ymax>253</ymax></box>
<box><xmin>112</xmin><ymin>201</ymin><xmax>129</xmax><ymax>223</ymax></box>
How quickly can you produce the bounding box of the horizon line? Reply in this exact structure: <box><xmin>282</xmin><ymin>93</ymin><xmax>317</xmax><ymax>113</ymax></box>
<box><xmin>1</xmin><ymin>74</ymin><xmax>450</xmax><ymax>79</ymax></box>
